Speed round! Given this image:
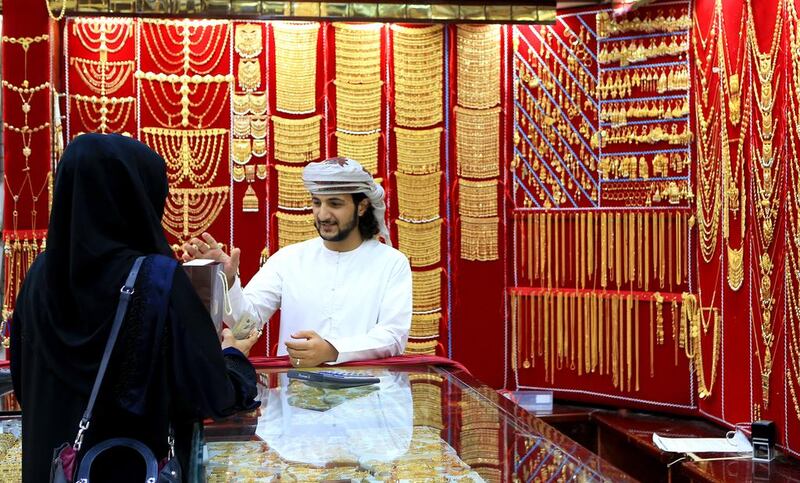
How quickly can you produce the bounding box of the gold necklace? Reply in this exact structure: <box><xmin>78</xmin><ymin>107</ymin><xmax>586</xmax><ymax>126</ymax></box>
<box><xmin>273</xmin><ymin>22</ymin><xmax>320</xmax><ymax>114</ymax></box>
<box><xmin>162</xmin><ymin>186</ymin><xmax>228</xmax><ymax>245</ymax></box>
<box><xmin>397</xmin><ymin>218</ymin><xmax>443</xmax><ymax>267</ymax></box>
<box><xmin>141</xmin><ymin>127</ymin><xmax>227</xmax><ymax>188</ymax></box>
<box><xmin>234</xmin><ymin>23</ymin><xmax>263</xmax><ymax>59</ymax></box>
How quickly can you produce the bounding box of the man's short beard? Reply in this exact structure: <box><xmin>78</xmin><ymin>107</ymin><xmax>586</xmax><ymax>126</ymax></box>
<box><xmin>316</xmin><ymin>207</ymin><xmax>359</xmax><ymax>242</ymax></box>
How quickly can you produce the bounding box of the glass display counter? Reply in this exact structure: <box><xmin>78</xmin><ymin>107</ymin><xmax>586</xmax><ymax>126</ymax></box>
<box><xmin>192</xmin><ymin>364</ymin><xmax>632</xmax><ymax>482</ymax></box>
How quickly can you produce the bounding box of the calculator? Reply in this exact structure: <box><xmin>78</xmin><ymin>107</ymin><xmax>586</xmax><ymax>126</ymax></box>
<box><xmin>287</xmin><ymin>369</ymin><xmax>380</xmax><ymax>388</ymax></box>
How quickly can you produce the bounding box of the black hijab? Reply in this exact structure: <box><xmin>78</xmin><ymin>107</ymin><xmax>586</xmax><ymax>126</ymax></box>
<box><xmin>21</xmin><ymin>133</ymin><xmax>174</xmax><ymax>392</ymax></box>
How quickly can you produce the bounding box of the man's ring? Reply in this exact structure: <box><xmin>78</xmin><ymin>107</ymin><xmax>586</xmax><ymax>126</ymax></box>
<box><xmin>293</xmin><ymin>358</ymin><xmax>300</xmax><ymax>366</ymax></box>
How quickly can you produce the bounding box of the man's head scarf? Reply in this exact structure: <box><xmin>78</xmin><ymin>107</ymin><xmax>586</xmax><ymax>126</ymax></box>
<box><xmin>302</xmin><ymin>157</ymin><xmax>391</xmax><ymax>246</ymax></box>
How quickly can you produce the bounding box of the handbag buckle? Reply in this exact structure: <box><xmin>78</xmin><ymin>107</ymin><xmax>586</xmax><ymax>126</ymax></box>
<box><xmin>120</xmin><ymin>285</ymin><xmax>135</xmax><ymax>295</ymax></box>
<box><xmin>73</xmin><ymin>419</ymin><xmax>90</xmax><ymax>451</ymax></box>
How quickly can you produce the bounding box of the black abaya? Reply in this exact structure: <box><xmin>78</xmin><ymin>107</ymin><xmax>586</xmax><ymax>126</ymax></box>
<box><xmin>10</xmin><ymin>133</ymin><xmax>258</xmax><ymax>482</ymax></box>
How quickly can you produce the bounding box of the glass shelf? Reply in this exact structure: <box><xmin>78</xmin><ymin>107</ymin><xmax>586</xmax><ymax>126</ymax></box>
<box><xmin>191</xmin><ymin>364</ymin><xmax>632</xmax><ymax>481</ymax></box>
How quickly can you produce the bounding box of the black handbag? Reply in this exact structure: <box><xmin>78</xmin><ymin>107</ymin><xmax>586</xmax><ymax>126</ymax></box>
<box><xmin>49</xmin><ymin>257</ymin><xmax>182</xmax><ymax>483</ymax></box>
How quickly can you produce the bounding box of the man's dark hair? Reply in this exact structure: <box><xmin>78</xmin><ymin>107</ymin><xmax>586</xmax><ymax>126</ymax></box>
<box><xmin>352</xmin><ymin>192</ymin><xmax>379</xmax><ymax>240</ymax></box>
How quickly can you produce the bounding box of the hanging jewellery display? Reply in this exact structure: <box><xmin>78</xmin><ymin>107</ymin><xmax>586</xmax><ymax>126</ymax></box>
<box><xmin>242</xmin><ymin>185</ymin><xmax>259</xmax><ymax>213</ymax></box>
<box><xmin>404</xmin><ymin>340</ymin><xmax>438</xmax><ymax>355</ymax></box>
<box><xmin>745</xmin><ymin>0</ymin><xmax>784</xmax><ymax>411</ymax></box>
<box><xmin>333</xmin><ymin>23</ymin><xmax>382</xmax><ymax>84</ymax></box>
<box><xmin>334</xmin><ymin>131</ymin><xmax>380</xmax><ymax>174</ymax></box>
<box><xmin>140</xmin><ymin>128</ymin><xmax>228</xmax><ymax>187</ymax></box>
<box><xmin>409</xmin><ymin>312</ymin><xmax>442</xmax><ymax>339</ymax></box>
<box><xmin>412</xmin><ymin>267</ymin><xmax>443</xmax><ymax>313</ymax></box>
<box><xmin>234</xmin><ymin>23</ymin><xmax>263</xmax><ymax>59</ymax></box>
<box><xmin>334</xmin><ymin>79</ymin><xmax>383</xmax><ymax>134</ymax></box>
<box><xmin>461</xmin><ymin>216</ymin><xmax>499</xmax><ymax>261</ymax></box>
<box><xmin>456</xmin><ymin>106</ymin><xmax>501</xmax><ymax>179</ymax></box>
<box><xmin>456</xmin><ymin>24</ymin><xmax>501</xmax><ymax>110</ymax></box>
<box><xmin>72</xmin><ymin>94</ymin><xmax>136</xmax><ymax>135</ymax></box>
<box><xmin>273</xmin><ymin>22</ymin><xmax>320</xmax><ymax>114</ymax></box>
<box><xmin>272</xmin><ymin>114</ymin><xmax>322</xmax><ymax>163</ymax></box>
<box><xmin>162</xmin><ymin>186</ymin><xmax>229</xmax><ymax>246</ymax></box>
<box><xmin>237</xmin><ymin>58</ymin><xmax>262</xmax><ymax>92</ymax></box>
<box><xmin>140</xmin><ymin>19</ymin><xmax>230</xmax><ymax>76</ymax></box>
<box><xmin>716</xmin><ymin>4</ymin><xmax>749</xmax><ymax>291</ymax></box>
<box><xmin>395</xmin><ymin>171</ymin><xmax>441</xmax><ymax>221</ymax></box>
<box><xmin>392</xmin><ymin>24</ymin><xmax>444</xmax><ymax>128</ymax></box>
<box><xmin>394</xmin><ymin>127</ymin><xmax>442</xmax><ymax>175</ymax></box>
<box><xmin>276</xmin><ymin>211</ymin><xmax>317</xmax><ymax>248</ymax></box>
<box><xmin>692</xmin><ymin>1</ymin><xmax>722</xmax><ymax>264</ymax></box>
<box><xmin>397</xmin><ymin>218</ymin><xmax>443</xmax><ymax>267</ymax></box>
<box><xmin>459</xmin><ymin>179</ymin><xmax>498</xmax><ymax>218</ymax></box>
<box><xmin>786</xmin><ymin>0</ymin><xmax>800</xmax><ymax>425</ymax></box>
<box><xmin>70</xmin><ymin>58</ymin><xmax>135</xmax><ymax>96</ymax></box>
<box><xmin>72</xmin><ymin>18</ymin><xmax>132</xmax><ymax>63</ymax></box>
<box><xmin>137</xmin><ymin>71</ymin><xmax>233</xmax><ymax>129</ymax></box>
<box><xmin>276</xmin><ymin>164</ymin><xmax>311</xmax><ymax>209</ymax></box>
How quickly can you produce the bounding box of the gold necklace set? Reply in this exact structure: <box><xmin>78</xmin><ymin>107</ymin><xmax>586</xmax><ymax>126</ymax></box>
<box><xmin>234</xmin><ymin>23</ymin><xmax>263</xmax><ymax>93</ymax></box>
<box><xmin>404</xmin><ymin>340</ymin><xmax>438</xmax><ymax>355</ymax></box>
<box><xmin>394</xmin><ymin>126</ymin><xmax>442</xmax><ymax>175</ymax></box>
<box><xmin>409</xmin><ymin>312</ymin><xmax>442</xmax><ymax>339</ymax></box>
<box><xmin>600</xmin><ymin>98</ymin><xmax>690</xmax><ymax>125</ymax></box>
<box><xmin>598</xmin><ymin>152</ymin><xmax>688</xmax><ymax>180</ymax></box>
<box><xmin>456</xmin><ymin>25</ymin><xmax>501</xmax><ymax>110</ymax></box>
<box><xmin>331</xmin><ymin>23</ymin><xmax>382</xmax><ymax>180</ymax></box>
<box><xmin>596</xmin><ymin>9</ymin><xmax>691</xmax><ymax>38</ymax></box>
<box><xmin>397</xmin><ymin>218</ymin><xmax>443</xmax><ymax>268</ymax></box>
<box><xmin>272</xmin><ymin>114</ymin><xmax>321</xmax><ymax>164</ymax></box>
<box><xmin>69</xmin><ymin>18</ymin><xmax>135</xmax><ymax>133</ymax></box>
<box><xmin>455</xmin><ymin>106</ymin><xmax>501</xmax><ymax>179</ymax></box>
<box><xmin>395</xmin><ymin>171</ymin><xmax>442</xmax><ymax>222</ymax></box>
<box><xmin>334</xmin><ymin>79</ymin><xmax>383</xmax><ymax>133</ymax></box>
<box><xmin>231</xmin><ymin>22</ymin><xmax>266</xmax><ymax>212</ymax></box>
<box><xmin>275</xmin><ymin>212</ymin><xmax>317</xmax><ymax>248</ymax></box>
<box><xmin>2</xmin><ymin>232</ymin><xmax>47</xmax><ymax>326</ymax></box>
<box><xmin>599</xmin><ymin>66</ymin><xmax>690</xmax><ymax>99</ymax></box>
<box><xmin>275</xmin><ymin>164</ymin><xmax>310</xmax><ymax>210</ymax></box>
<box><xmin>412</xmin><ymin>267</ymin><xmax>443</xmax><ymax>314</ymax></box>
<box><xmin>598</xmin><ymin>35</ymin><xmax>689</xmax><ymax>66</ymax></box>
<box><xmin>601</xmin><ymin>123</ymin><xmax>690</xmax><ymax>146</ymax></box>
<box><xmin>455</xmin><ymin>25</ymin><xmax>500</xmax><ymax>261</ymax></box>
<box><xmin>162</xmin><ymin>186</ymin><xmax>229</xmax><ymax>243</ymax></box>
<box><xmin>461</xmin><ymin>217</ymin><xmax>499</xmax><ymax>262</ymax></box>
<box><xmin>786</xmin><ymin>0</ymin><xmax>800</xmax><ymax>426</ymax></box>
<box><xmin>333</xmin><ymin>22</ymin><xmax>382</xmax><ymax>143</ymax></box>
<box><xmin>334</xmin><ymin>131</ymin><xmax>379</xmax><ymax>174</ymax></box>
<box><xmin>273</xmin><ymin>22</ymin><xmax>319</xmax><ymax>114</ymax></box>
<box><xmin>137</xmin><ymin>20</ymin><xmax>233</xmax><ymax>245</ymax></box>
<box><xmin>744</xmin><ymin>0</ymin><xmax>784</xmax><ymax>411</ymax></box>
<box><xmin>392</xmin><ymin>24</ymin><xmax>443</xmax><ymax>128</ymax></box>
<box><xmin>141</xmin><ymin>128</ymin><xmax>227</xmax><ymax>188</ymax></box>
<box><xmin>459</xmin><ymin>179</ymin><xmax>498</xmax><ymax>219</ymax></box>
<box><xmin>141</xmin><ymin>19</ymin><xmax>230</xmax><ymax>75</ymax></box>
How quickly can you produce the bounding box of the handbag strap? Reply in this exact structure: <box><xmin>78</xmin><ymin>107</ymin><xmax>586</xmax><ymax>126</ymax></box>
<box><xmin>74</xmin><ymin>437</ymin><xmax>158</xmax><ymax>483</ymax></box>
<box><xmin>73</xmin><ymin>256</ymin><xmax>146</xmax><ymax>451</ymax></box>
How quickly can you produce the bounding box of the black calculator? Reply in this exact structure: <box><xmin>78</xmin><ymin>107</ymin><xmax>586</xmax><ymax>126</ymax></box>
<box><xmin>287</xmin><ymin>369</ymin><xmax>380</xmax><ymax>388</ymax></box>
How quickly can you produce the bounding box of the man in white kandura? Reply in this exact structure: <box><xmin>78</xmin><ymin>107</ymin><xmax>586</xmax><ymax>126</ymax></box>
<box><xmin>182</xmin><ymin>157</ymin><xmax>412</xmax><ymax>367</ymax></box>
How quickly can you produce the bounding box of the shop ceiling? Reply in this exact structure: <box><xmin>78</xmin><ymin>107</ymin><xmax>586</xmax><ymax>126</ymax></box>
<box><xmin>32</xmin><ymin>0</ymin><xmax>615</xmax><ymax>24</ymax></box>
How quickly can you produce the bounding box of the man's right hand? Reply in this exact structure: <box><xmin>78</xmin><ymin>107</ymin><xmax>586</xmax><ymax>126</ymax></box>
<box><xmin>181</xmin><ymin>232</ymin><xmax>240</xmax><ymax>288</ymax></box>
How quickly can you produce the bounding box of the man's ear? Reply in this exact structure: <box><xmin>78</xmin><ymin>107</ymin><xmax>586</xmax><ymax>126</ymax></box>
<box><xmin>358</xmin><ymin>198</ymin><xmax>369</xmax><ymax>216</ymax></box>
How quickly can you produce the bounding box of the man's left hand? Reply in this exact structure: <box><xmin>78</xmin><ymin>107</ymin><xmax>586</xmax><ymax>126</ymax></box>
<box><xmin>285</xmin><ymin>331</ymin><xmax>339</xmax><ymax>367</ymax></box>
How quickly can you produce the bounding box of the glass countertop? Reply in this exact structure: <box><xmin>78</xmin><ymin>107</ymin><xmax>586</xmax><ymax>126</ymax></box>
<box><xmin>194</xmin><ymin>364</ymin><xmax>631</xmax><ymax>482</ymax></box>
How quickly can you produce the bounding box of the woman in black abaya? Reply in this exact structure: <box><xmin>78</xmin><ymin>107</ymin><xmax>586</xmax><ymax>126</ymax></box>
<box><xmin>11</xmin><ymin>133</ymin><xmax>260</xmax><ymax>482</ymax></box>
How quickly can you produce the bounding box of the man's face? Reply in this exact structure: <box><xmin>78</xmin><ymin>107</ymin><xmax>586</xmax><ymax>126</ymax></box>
<box><xmin>312</xmin><ymin>194</ymin><xmax>362</xmax><ymax>242</ymax></box>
